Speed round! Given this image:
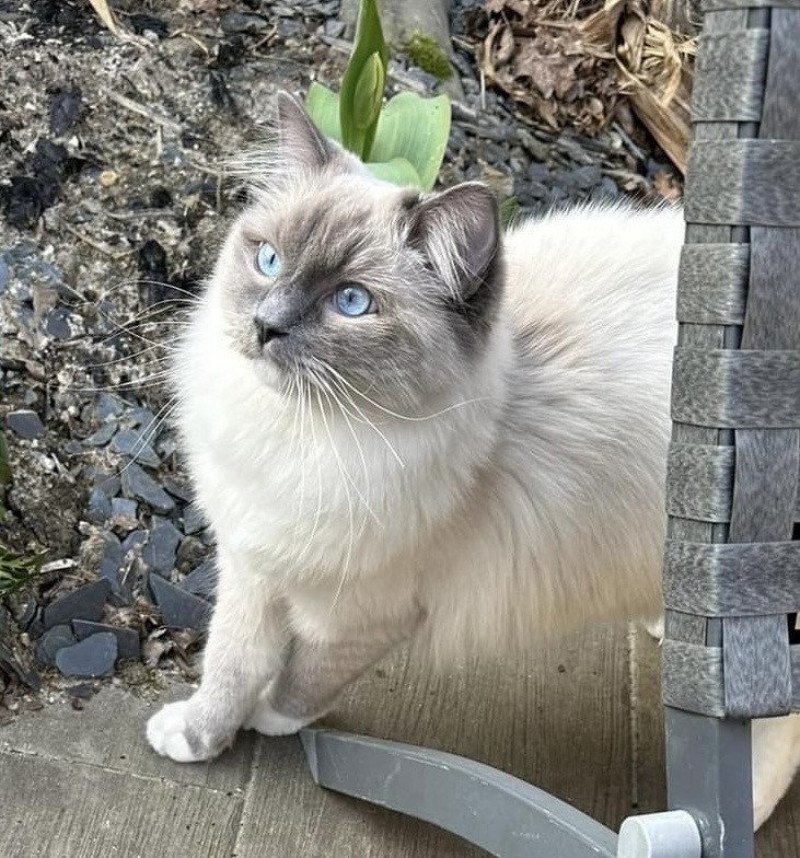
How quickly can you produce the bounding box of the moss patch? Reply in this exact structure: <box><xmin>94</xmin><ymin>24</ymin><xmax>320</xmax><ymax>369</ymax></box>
<box><xmin>405</xmin><ymin>31</ymin><xmax>452</xmax><ymax>80</ymax></box>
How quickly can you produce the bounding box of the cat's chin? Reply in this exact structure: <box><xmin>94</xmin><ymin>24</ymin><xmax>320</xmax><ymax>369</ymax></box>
<box><xmin>250</xmin><ymin>355</ymin><xmax>291</xmax><ymax>392</ymax></box>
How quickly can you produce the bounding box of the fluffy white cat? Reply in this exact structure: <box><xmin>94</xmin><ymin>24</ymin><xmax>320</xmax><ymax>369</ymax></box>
<box><xmin>147</xmin><ymin>94</ymin><xmax>800</xmax><ymax>831</ymax></box>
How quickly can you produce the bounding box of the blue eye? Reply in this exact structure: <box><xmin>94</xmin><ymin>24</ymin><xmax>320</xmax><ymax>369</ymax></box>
<box><xmin>256</xmin><ymin>242</ymin><xmax>281</xmax><ymax>278</ymax></box>
<box><xmin>335</xmin><ymin>284</ymin><xmax>373</xmax><ymax>317</ymax></box>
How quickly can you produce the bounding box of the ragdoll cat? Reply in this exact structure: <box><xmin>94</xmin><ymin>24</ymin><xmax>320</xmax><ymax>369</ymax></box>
<box><xmin>147</xmin><ymin>92</ymin><xmax>800</xmax><ymax>830</ymax></box>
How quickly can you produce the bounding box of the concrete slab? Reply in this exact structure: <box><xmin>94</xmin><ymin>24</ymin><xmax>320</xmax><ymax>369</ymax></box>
<box><xmin>0</xmin><ymin>683</ymin><xmax>254</xmax><ymax>793</ymax></box>
<box><xmin>0</xmin><ymin>752</ymin><xmax>242</xmax><ymax>858</ymax></box>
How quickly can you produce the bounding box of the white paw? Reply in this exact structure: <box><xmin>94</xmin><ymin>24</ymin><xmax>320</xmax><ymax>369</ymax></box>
<box><xmin>244</xmin><ymin>700</ymin><xmax>309</xmax><ymax>736</ymax></box>
<box><xmin>146</xmin><ymin>700</ymin><xmax>213</xmax><ymax>763</ymax></box>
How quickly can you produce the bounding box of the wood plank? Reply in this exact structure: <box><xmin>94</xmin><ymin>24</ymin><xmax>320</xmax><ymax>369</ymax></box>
<box><xmin>237</xmin><ymin>624</ymin><xmax>633</xmax><ymax>856</ymax></box>
<box><xmin>0</xmin><ymin>752</ymin><xmax>242</xmax><ymax>858</ymax></box>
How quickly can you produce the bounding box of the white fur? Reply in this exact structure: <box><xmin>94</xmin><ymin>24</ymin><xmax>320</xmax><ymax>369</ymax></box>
<box><xmin>151</xmin><ymin>202</ymin><xmax>800</xmax><ymax>828</ymax></box>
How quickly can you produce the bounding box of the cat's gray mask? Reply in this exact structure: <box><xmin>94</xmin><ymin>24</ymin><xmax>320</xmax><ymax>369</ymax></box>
<box><xmin>217</xmin><ymin>92</ymin><xmax>504</xmax><ymax>410</ymax></box>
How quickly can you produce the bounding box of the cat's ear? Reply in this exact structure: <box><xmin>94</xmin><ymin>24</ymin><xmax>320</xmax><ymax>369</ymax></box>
<box><xmin>276</xmin><ymin>91</ymin><xmax>331</xmax><ymax>170</ymax></box>
<box><xmin>408</xmin><ymin>182</ymin><xmax>500</xmax><ymax>300</ymax></box>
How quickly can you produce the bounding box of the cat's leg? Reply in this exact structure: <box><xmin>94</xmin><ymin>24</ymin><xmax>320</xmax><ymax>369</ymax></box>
<box><xmin>245</xmin><ymin>589</ymin><xmax>422</xmax><ymax>735</ymax></box>
<box><xmin>146</xmin><ymin>548</ymin><xmax>289</xmax><ymax>763</ymax></box>
<box><xmin>752</xmin><ymin>712</ymin><xmax>800</xmax><ymax>830</ymax></box>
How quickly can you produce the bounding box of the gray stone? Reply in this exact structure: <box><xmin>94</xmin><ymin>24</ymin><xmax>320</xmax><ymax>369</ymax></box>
<box><xmin>97</xmin><ymin>532</ymin><xmax>124</xmax><ymax>591</ymax></box>
<box><xmin>162</xmin><ymin>477</ymin><xmax>192</xmax><ymax>502</ymax></box>
<box><xmin>85</xmin><ymin>488</ymin><xmax>111</xmax><ymax>525</ymax></box>
<box><xmin>92</xmin><ymin>472</ymin><xmax>121</xmax><ymax>497</ymax></box>
<box><xmin>43</xmin><ymin>579</ymin><xmax>112</xmax><ymax>630</ymax></box>
<box><xmin>220</xmin><ymin>11</ymin><xmax>269</xmax><ymax>33</ymax></box>
<box><xmin>110</xmin><ymin>429</ymin><xmax>161</xmax><ymax>468</ymax></box>
<box><xmin>120</xmin><ymin>463</ymin><xmax>174</xmax><ymax>514</ymax></box>
<box><xmin>142</xmin><ymin>517</ymin><xmax>182</xmax><ymax>575</ymax></box>
<box><xmin>180</xmin><ymin>560</ymin><xmax>217</xmax><ymax>601</ymax></box>
<box><xmin>55</xmin><ymin>632</ymin><xmax>118</xmax><ymax>678</ymax></box>
<box><xmin>0</xmin><ymin>255</ymin><xmax>9</xmax><ymax>294</ymax></box>
<box><xmin>82</xmin><ymin>421</ymin><xmax>117</xmax><ymax>447</ymax></box>
<box><xmin>71</xmin><ymin>621</ymin><xmax>140</xmax><ymax>660</ymax></box>
<box><xmin>127</xmin><ymin>407</ymin><xmax>157</xmax><ymax>430</ymax></box>
<box><xmin>35</xmin><ymin>625</ymin><xmax>77</xmax><ymax>666</ymax></box>
<box><xmin>6</xmin><ymin>410</ymin><xmax>44</xmax><ymax>440</ymax></box>
<box><xmin>570</xmin><ymin>165</ymin><xmax>603</xmax><ymax>191</ymax></box>
<box><xmin>181</xmin><ymin>502</ymin><xmax>205</xmax><ymax>535</ymax></box>
<box><xmin>150</xmin><ymin>574</ymin><xmax>211</xmax><ymax>630</ymax></box>
<box><xmin>95</xmin><ymin>393</ymin><xmax>124</xmax><ymax>421</ymax></box>
<box><xmin>121</xmin><ymin>529</ymin><xmax>148</xmax><ymax>556</ymax></box>
<box><xmin>324</xmin><ymin>18</ymin><xmax>345</xmax><ymax>37</ymax></box>
<box><xmin>44</xmin><ymin>306</ymin><xmax>73</xmax><ymax>340</ymax></box>
<box><xmin>111</xmin><ymin>497</ymin><xmax>139</xmax><ymax>531</ymax></box>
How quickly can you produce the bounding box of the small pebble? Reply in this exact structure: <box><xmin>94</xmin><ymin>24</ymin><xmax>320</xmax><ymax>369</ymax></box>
<box><xmin>110</xmin><ymin>429</ymin><xmax>161</xmax><ymax>468</ymax></box>
<box><xmin>35</xmin><ymin>624</ymin><xmax>77</xmax><ymax>666</ymax></box>
<box><xmin>6</xmin><ymin>409</ymin><xmax>44</xmax><ymax>439</ymax></box>
<box><xmin>150</xmin><ymin>574</ymin><xmax>212</xmax><ymax>630</ymax></box>
<box><xmin>142</xmin><ymin>516</ymin><xmax>182</xmax><ymax>575</ymax></box>
<box><xmin>43</xmin><ymin>579</ymin><xmax>111</xmax><ymax>630</ymax></box>
<box><xmin>120</xmin><ymin>463</ymin><xmax>174</xmax><ymax>514</ymax></box>
<box><xmin>111</xmin><ymin>497</ymin><xmax>139</xmax><ymax>531</ymax></box>
<box><xmin>55</xmin><ymin>632</ymin><xmax>118</xmax><ymax>678</ymax></box>
<box><xmin>72</xmin><ymin>620</ymin><xmax>140</xmax><ymax>660</ymax></box>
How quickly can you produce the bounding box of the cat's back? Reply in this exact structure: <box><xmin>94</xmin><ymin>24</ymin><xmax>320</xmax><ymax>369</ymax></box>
<box><xmin>503</xmin><ymin>203</ymin><xmax>684</xmax><ymax>348</ymax></box>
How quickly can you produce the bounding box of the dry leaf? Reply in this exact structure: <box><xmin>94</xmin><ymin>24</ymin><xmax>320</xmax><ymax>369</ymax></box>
<box><xmin>88</xmin><ymin>0</ymin><xmax>120</xmax><ymax>36</ymax></box>
<box><xmin>478</xmin><ymin>0</ymin><xmax>697</xmax><ymax>172</ymax></box>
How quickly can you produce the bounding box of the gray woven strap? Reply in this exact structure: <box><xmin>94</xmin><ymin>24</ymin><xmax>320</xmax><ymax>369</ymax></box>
<box><xmin>723</xmin><ymin>615</ymin><xmax>793</xmax><ymax>717</ymax></box>
<box><xmin>666</xmin><ymin>443</ymin><xmax>800</xmax><ymax>521</ymax></box>
<box><xmin>702</xmin><ymin>0</ymin><xmax>800</xmax><ymax>9</ymax></box>
<box><xmin>677</xmin><ymin>244</ymin><xmax>749</xmax><ymax>324</ymax></box>
<box><xmin>794</xmin><ymin>647</ymin><xmax>800</xmax><ymax>709</ymax></box>
<box><xmin>672</xmin><ymin>349</ymin><xmax>800</xmax><ymax>428</ymax></box>
<box><xmin>666</xmin><ymin>443</ymin><xmax>734</xmax><ymax>522</ymax></box>
<box><xmin>663</xmin><ymin>541</ymin><xmax>800</xmax><ymax>616</ymax></box>
<box><xmin>662</xmin><ymin>640</ymin><xmax>725</xmax><ymax>717</ymax></box>
<box><xmin>685</xmin><ymin>140</ymin><xmax>800</xmax><ymax>226</ymax></box>
<box><xmin>691</xmin><ymin>30</ymin><xmax>768</xmax><ymax>123</ymax></box>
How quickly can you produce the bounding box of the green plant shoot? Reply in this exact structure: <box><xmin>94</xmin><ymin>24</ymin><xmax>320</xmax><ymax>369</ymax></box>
<box><xmin>304</xmin><ymin>0</ymin><xmax>451</xmax><ymax>191</ymax></box>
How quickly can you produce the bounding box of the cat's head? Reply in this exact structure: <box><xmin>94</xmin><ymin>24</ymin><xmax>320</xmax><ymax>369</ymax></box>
<box><xmin>213</xmin><ymin>92</ymin><xmax>503</xmax><ymax>410</ymax></box>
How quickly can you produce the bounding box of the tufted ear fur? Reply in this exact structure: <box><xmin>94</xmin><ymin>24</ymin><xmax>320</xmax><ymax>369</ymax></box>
<box><xmin>407</xmin><ymin>182</ymin><xmax>500</xmax><ymax>301</ymax></box>
<box><xmin>276</xmin><ymin>91</ymin><xmax>332</xmax><ymax>171</ymax></box>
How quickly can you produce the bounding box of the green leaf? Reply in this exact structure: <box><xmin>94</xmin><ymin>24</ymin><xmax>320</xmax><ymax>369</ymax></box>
<box><xmin>366</xmin><ymin>157</ymin><xmax>423</xmax><ymax>187</ymax></box>
<box><xmin>369</xmin><ymin>92</ymin><xmax>451</xmax><ymax>191</ymax></box>
<box><xmin>352</xmin><ymin>52</ymin><xmax>385</xmax><ymax>132</ymax></box>
<box><xmin>340</xmin><ymin>0</ymin><xmax>388</xmax><ymax>160</ymax></box>
<box><xmin>304</xmin><ymin>82</ymin><xmax>343</xmax><ymax>143</ymax></box>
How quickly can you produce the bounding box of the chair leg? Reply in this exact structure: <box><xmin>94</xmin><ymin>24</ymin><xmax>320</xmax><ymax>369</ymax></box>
<box><xmin>665</xmin><ymin>707</ymin><xmax>754</xmax><ymax>858</ymax></box>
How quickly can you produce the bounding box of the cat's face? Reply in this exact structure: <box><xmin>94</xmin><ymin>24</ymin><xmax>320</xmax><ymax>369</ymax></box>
<box><xmin>214</xmin><ymin>93</ymin><xmax>503</xmax><ymax>410</ymax></box>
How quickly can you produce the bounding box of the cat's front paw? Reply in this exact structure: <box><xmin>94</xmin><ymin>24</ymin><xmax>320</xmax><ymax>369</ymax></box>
<box><xmin>244</xmin><ymin>699</ymin><xmax>309</xmax><ymax>736</ymax></box>
<box><xmin>146</xmin><ymin>699</ymin><xmax>220</xmax><ymax>763</ymax></box>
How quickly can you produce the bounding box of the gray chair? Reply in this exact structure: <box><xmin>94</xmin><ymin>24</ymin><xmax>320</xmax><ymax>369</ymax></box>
<box><xmin>661</xmin><ymin>1</ymin><xmax>800</xmax><ymax>856</ymax></box>
<box><xmin>300</xmin><ymin>3</ymin><xmax>800</xmax><ymax>855</ymax></box>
